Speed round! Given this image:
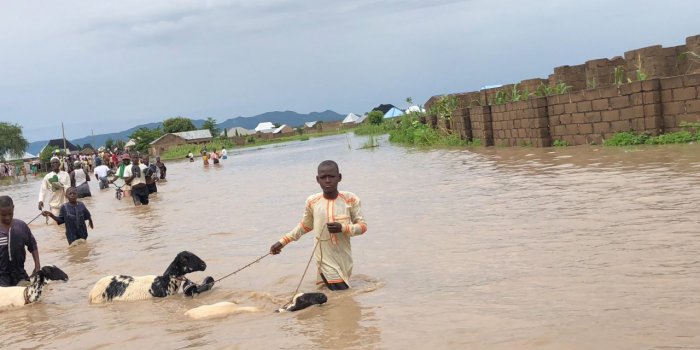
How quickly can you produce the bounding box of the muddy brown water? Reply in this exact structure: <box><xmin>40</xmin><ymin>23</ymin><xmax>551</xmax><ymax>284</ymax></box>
<box><xmin>2</xmin><ymin>134</ymin><xmax>699</xmax><ymax>349</ymax></box>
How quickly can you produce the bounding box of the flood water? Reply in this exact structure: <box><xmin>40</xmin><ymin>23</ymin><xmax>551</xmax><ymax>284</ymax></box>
<box><xmin>2</xmin><ymin>133</ymin><xmax>700</xmax><ymax>349</ymax></box>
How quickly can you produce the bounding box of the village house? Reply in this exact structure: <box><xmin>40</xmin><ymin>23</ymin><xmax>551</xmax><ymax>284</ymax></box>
<box><xmin>148</xmin><ymin>129</ymin><xmax>213</xmax><ymax>156</ymax></box>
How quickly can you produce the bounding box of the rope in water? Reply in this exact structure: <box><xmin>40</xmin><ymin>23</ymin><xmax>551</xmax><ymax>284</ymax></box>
<box><xmin>281</xmin><ymin>224</ymin><xmax>337</xmax><ymax>308</ymax></box>
<box><xmin>282</xmin><ymin>238</ymin><xmax>320</xmax><ymax>309</ymax></box>
<box><xmin>202</xmin><ymin>252</ymin><xmax>270</xmax><ymax>287</ymax></box>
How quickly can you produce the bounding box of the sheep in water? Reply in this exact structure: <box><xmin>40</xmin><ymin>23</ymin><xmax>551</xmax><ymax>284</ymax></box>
<box><xmin>277</xmin><ymin>292</ymin><xmax>327</xmax><ymax>312</ymax></box>
<box><xmin>0</xmin><ymin>265</ymin><xmax>69</xmax><ymax>308</ymax></box>
<box><xmin>185</xmin><ymin>293</ymin><xmax>327</xmax><ymax>319</ymax></box>
<box><xmin>89</xmin><ymin>251</ymin><xmax>208</xmax><ymax>303</ymax></box>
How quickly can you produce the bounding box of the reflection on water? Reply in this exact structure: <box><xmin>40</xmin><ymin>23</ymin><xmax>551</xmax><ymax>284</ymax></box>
<box><xmin>2</xmin><ymin>134</ymin><xmax>700</xmax><ymax>349</ymax></box>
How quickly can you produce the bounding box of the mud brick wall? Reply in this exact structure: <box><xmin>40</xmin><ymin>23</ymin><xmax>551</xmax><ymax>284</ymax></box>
<box><xmin>686</xmin><ymin>35</ymin><xmax>700</xmax><ymax>74</ymax></box>
<box><xmin>469</xmin><ymin>106</ymin><xmax>493</xmax><ymax>146</ymax></box>
<box><xmin>585</xmin><ymin>57</ymin><xmax>626</xmax><ymax>88</ymax></box>
<box><xmin>660</xmin><ymin>74</ymin><xmax>700</xmax><ymax>131</ymax></box>
<box><xmin>549</xmin><ymin>64</ymin><xmax>587</xmax><ymax>90</ymax></box>
<box><xmin>421</xmin><ymin>34</ymin><xmax>700</xmax><ymax>147</ymax></box>
<box><xmin>547</xmin><ymin>81</ymin><xmax>662</xmax><ymax>145</ymax></box>
<box><xmin>625</xmin><ymin>45</ymin><xmax>680</xmax><ymax>79</ymax></box>
<box><xmin>450</xmin><ymin>107</ymin><xmax>472</xmax><ymax>139</ymax></box>
<box><xmin>519</xmin><ymin>78</ymin><xmax>548</xmax><ymax>93</ymax></box>
<box><xmin>454</xmin><ymin>91</ymin><xmax>483</xmax><ymax>108</ymax></box>
<box><xmin>491</xmin><ymin>98</ymin><xmax>550</xmax><ymax>147</ymax></box>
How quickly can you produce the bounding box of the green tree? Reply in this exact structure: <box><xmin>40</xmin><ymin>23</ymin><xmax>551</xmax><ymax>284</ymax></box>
<box><xmin>368</xmin><ymin>110</ymin><xmax>384</xmax><ymax>125</ymax></box>
<box><xmin>104</xmin><ymin>138</ymin><xmax>114</xmax><ymax>150</ymax></box>
<box><xmin>163</xmin><ymin>116</ymin><xmax>196</xmax><ymax>133</ymax></box>
<box><xmin>0</xmin><ymin>122</ymin><xmax>29</xmax><ymax>161</ymax></box>
<box><xmin>202</xmin><ymin>117</ymin><xmax>219</xmax><ymax>137</ymax></box>
<box><xmin>114</xmin><ymin>139</ymin><xmax>126</xmax><ymax>150</ymax></box>
<box><xmin>130</xmin><ymin>127</ymin><xmax>165</xmax><ymax>153</ymax></box>
<box><xmin>39</xmin><ymin>145</ymin><xmax>55</xmax><ymax>163</ymax></box>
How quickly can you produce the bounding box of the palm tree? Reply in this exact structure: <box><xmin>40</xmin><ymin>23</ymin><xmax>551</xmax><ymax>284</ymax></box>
<box><xmin>0</xmin><ymin>122</ymin><xmax>28</xmax><ymax>161</ymax></box>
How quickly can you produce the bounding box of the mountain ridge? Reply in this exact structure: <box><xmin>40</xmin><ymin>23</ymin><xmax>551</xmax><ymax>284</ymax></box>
<box><xmin>27</xmin><ymin>110</ymin><xmax>345</xmax><ymax>154</ymax></box>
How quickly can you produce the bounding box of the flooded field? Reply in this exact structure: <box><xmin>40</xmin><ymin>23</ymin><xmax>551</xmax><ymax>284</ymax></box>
<box><xmin>2</xmin><ymin>133</ymin><xmax>699</xmax><ymax>349</ymax></box>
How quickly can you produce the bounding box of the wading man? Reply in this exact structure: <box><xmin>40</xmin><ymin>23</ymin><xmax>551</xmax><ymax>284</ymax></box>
<box><xmin>270</xmin><ymin>160</ymin><xmax>367</xmax><ymax>290</ymax></box>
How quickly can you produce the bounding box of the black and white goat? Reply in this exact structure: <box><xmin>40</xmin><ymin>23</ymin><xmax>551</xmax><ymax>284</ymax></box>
<box><xmin>89</xmin><ymin>251</ymin><xmax>207</xmax><ymax>303</ymax></box>
<box><xmin>277</xmin><ymin>292</ymin><xmax>327</xmax><ymax>312</ymax></box>
<box><xmin>0</xmin><ymin>265</ymin><xmax>69</xmax><ymax>308</ymax></box>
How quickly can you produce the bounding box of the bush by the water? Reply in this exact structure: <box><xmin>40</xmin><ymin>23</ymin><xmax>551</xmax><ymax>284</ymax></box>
<box><xmin>604</xmin><ymin>129</ymin><xmax>700</xmax><ymax>146</ymax></box>
<box><xmin>354</xmin><ymin>123</ymin><xmax>395</xmax><ymax>136</ymax></box>
<box><xmin>388</xmin><ymin>113</ymin><xmax>472</xmax><ymax>147</ymax></box>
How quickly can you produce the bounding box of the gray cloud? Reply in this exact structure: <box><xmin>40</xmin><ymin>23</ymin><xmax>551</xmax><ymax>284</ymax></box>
<box><xmin>0</xmin><ymin>0</ymin><xmax>698</xmax><ymax>141</ymax></box>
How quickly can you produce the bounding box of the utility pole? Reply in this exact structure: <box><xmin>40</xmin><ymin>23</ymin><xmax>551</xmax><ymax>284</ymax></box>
<box><xmin>62</xmin><ymin>122</ymin><xmax>67</xmax><ymax>155</ymax></box>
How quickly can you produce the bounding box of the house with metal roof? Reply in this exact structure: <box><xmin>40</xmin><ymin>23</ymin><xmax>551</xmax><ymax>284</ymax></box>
<box><xmin>148</xmin><ymin>129</ymin><xmax>212</xmax><ymax>156</ymax></box>
<box><xmin>254</xmin><ymin>122</ymin><xmax>275</xmax><ymax>133</ymax></box>
<box><xmin>221</xmin><ymin>127</ymin><xmax>254</xmax><ymax>137</ymax></box>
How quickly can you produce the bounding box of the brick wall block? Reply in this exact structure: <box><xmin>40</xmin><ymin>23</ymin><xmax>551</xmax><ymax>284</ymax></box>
<box><xmin>569</xmin><ymin>91</ymin><xmax>587</xmax><ymax>103</ymax></box>
<box><xmin>645</xmin><ymin>116</ymin><xmax>663</xmax><ymax>133</ymax></box>
<box><xmin>686</xmin><ymin>100</ymin><xmax>700</xmax><ymax>113</ymax></box>
<box><xmin>602</xmin><ymin>110</ymin><xmax>620</xmax><ymax>121</ymax></box>
<box><xmin>577</xmin><ymin>101</ymin><xmax>592</xmax><ymax>112</ymax></box>
<box><xmin>673</xmin><ymin>87</ymin><xmax>697</xmax><ymax>101</ymax></box>
<box><xmin>620</xmin><ymin>105</ymin><xmax>644</xmax><ymax>119</ymax></box>
<box><xmin>663</xmin><ymin>101</ymin><xmax>685</xmax><ymax>115</ymax></box>
<box><xmin>632</xmin><ymin>117</ymin><xmax>645</xmax><ymax>131</ymax></box>
<box><xmin>610</xmin><ymin>96</ymin><xmax>630</xmax><ymax>108</ymax></box>
<box><xmin>644</xmin><ymin>104</ymin><xmax>661</xmax><ymax>116</ymax></box>
<box><xmin>585</xmin><ymin>112</ymin><xmax>602</xmax><ymax>123</ymax></box>
<box><xmin>642</xmin><ymin>91</ymin><xmax>661</xmax><ymax>104</ymax></box>
<box><xmin>630</xmin><ymin>93</ymin><xmax>643</xmax><ymax>105</ymax></box>
<box><xmin>564</xmin><ymin>103</ymin><xmax>577</xmax><ymax>114</ymax></box>
<box><xmin>642</xmin><ymin>79</ymin><xmax>660</xmax><ymax>91</ymax></box>
<box><xmin>594</xmin><ymin>122</ymin><xmax>610</xmax><ymax>133</ymax></box>
<box><xmin>592</xmin><ymin>99</ymin><xmax>609</xmax><ymax>111</ymax></box>
<box><xmin>661</xmin><ymin>89</ymin><xmax>673</xmax><ymax>102</ymax></box>
<box><xmin>611</xmin><ymin>120</ymin><xmax>631</xmax><ymax>132</ymax></box>
<box><xmin>578</xmin><ymin>123</ymin><xmax>593</xmax><ymax>134</ymax></box>
<box><xmin>554</xmin><ymin>125</ymin><xmax>566</xmax><ymax>135</ymax></box>
<box><xmin>598</xmin><ymin>86</ymin><xmax>620</xmax><ymax>98</ymax></box>
<box><xmin>660</xmin><ymin>76</ymin><xmax>684</xmax><ymax>89</ymax></box>
<box><xmin>683</xmin><ymin>74</ymin><xmax>700</xmax><ymax>87</ymax></box>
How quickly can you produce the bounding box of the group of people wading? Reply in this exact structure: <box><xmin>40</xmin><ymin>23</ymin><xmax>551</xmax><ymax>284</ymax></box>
<box><xmin>32</xmin><ymin>153</ymin><xmax>168</xmax><ymax>246</ymax></box>
<box><xmin>2</xmin><ymin>158</ymin><xmax>367</xmax><ymax>305</ymax></box>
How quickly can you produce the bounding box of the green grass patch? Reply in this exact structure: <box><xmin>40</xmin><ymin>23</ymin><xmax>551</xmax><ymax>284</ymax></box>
<box><xmin>386</xmin><ymin>113</ymin><xmax>478</xmax><ymax>147</ymax></box>
<box><xmin>354</xmin><ymin>123</ymin><xmax>394</xmax><ymax>136</ymax></box>
<box><xmin>552</xmin><ymin>139</ymin><xmax>570</xmax><ymax>147</ymax></box>
<box><xmin>604</xmin><ymin>130</ymin><xmax>700</xmax><ymax>146</ymax></box>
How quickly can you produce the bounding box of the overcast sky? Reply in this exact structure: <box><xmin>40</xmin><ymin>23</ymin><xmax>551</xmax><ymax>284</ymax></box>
<box><xmin>1</xmin><ymin>0</ymin><xmax>698</xmax><ymax>142</ymax></box>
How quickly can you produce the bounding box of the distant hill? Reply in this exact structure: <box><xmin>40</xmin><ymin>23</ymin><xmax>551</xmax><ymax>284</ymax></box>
<box><xmin>27</xmin><ymin>110</ymin><xmax>345</xmax><ymax>154</ymax></box>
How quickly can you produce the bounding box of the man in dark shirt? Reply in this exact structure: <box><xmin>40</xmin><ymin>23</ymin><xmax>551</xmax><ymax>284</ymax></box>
<box><xmin>0</xmin><ymin>195</ymin><xmax>41</xmax><ymax>286</ymax></box>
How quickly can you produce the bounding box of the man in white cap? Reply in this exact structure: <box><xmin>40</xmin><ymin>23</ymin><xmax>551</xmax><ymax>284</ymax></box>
<box><xmin>38</xmin><ymin>157</ymin><xmax>71</xmax><ymax>216</ymax></box>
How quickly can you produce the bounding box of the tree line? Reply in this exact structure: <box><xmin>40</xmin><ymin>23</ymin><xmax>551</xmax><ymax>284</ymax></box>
<box><xmin>0</xmin><ymin>116</ymin><xmax>222</xmax><ymax>161</ymax></box>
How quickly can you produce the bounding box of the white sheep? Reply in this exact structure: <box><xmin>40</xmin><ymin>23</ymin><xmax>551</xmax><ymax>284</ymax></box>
<box><xmin>88</xmin><ymin>251</ymin><xmax>207</xmax><ymax>303</ymax></box>
<box><xmin>185</xmin><ymin>302</ymin><xmax>259</xmax><ymax>320</ymax></box>
<box><xmin>184</xmin><ymin>292</ymin><xmax>327</xmax><ymax>319</ymax></box>
<box><xmin>0</xmin><ymin>265</ymin><xmax>69</xmax><ymax>308</ymax></box>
